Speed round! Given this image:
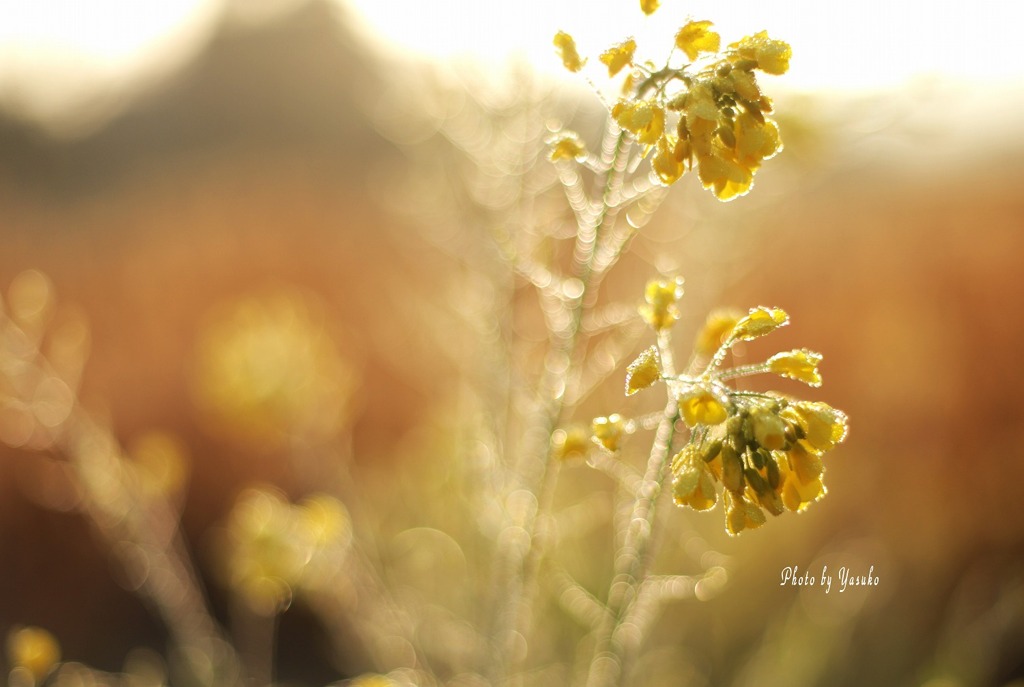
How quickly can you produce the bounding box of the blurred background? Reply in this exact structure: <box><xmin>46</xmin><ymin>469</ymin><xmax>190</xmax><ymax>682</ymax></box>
<box><xmin>2</xmin><ymin>0</ymin><xmax>1024</xmax><ymax>685</ymax></box>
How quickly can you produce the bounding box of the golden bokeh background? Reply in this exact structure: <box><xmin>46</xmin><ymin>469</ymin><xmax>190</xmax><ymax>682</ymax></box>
<box><xmin>2</xmin><ymin>1</ymin><xmax>1023</xmax><ymax>685</ymax></box>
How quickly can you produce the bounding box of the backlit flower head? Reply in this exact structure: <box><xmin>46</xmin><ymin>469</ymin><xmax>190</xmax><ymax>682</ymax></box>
<box><xmin>625</xmin><ymin>278</ymin><xmax>847</xmax><ymax>535</ymax></box>
<box><xmin>552</xmin><ymin>18</ymin><xmax>791</xmax><ymax>201</ymax></box>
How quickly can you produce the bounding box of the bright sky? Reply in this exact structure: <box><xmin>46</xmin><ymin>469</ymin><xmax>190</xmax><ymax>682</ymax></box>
<box><xmin>1</xmin><ymin>0</ymin><xmax>1022</xmax><ymax>126</ymax></box>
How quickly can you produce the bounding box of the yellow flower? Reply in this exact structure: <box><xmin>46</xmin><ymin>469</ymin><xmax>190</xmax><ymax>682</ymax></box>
<box><xmin>725</xmin><ymin>491</ymin><xmax>766</xmax><ymax>535</ymax></box>
<box><xmin>672</xmin><ymin>445</ymin><xmax>718</xmax><ymax>511</ymax></box>
<box><xmin>640</xmin><ymin>0</ymin><xmax>659</xmax><ymax>15</ymax></box>
<box><xmin>696</xmin><ymin>152</ymin><xmax>753</xmax><ymax>201</ymax></box>
<box><xmin>222</xmin><ymin>487</ymin><xmax>304</xmax><ymax>614</ymax></box>
<box><xmin>297</xmin><ymin>494</ymin><xmax>352</xmax><ymax>550</ymax></box>
<box><xmin>548</xmin><ymin>131</ymin><xmax>588</xmax><ymax>162</ymax></box>
<box><xmin>625</xmin><ymin>345</ymin><xmax>662</xmax><ymax>395</ymax></box>
<box><xmin>684</xmin><ymin>82</ymin><xmax>719</xmax><ymax>123</ymax></box>
<box><xmin>755</xmin><ymin>38</ymin><xmax>792</xmax><ymax>75</ymax></box>
<box><xmin>600</xmin><ymin>38</ymin><xmax>636</xmax><ymax>77</ymax></box>
<box><xmin>732</xmin><ymin>31</ymin><xmax>792</xmax><ymax>75</ymax></box>
<box><xmin>783</xmin><ymin>401</ymin><xmax>848</xmax><ymax>452</ymax></box>
<box><xmin>735</xmin><ymin>112</ymin><xmax>782</xmax><ymax>167</ymax></box>
<box><xmin>694</xmin><ymin>308</ymin><xmax>743</xmax><ymax>356</ymax></box>
<box><xmin>592</xmin><ymin>414</ymin><xmax>627</xmax><ymax>452</ymax></box>
<box><xmin>552</xmin><ymin>426</ymin><xmax>591</xmax><ymax>461</ymax></box>
<box><xmin>728</xmin><ymin>306</ymin><xmax>788</xmax><ymax>342</ymax></box>
<box><xmin>614</xmin><ymin>100</ymin><xmax>665</xmax><ymax>145</ymax></box>
<box><xmin>191</xmin><ymin>291</ymin><xmax>355</xmax><ymax>447</ymax></box>
<box><xmin>6</xmin><ymin>626</ymin><xmax>60</xmax><ymax>681</ymax></box>
<box><xmin>768</xmin><ymin>348</ymin><xmax>823</xmax><ymax>387</ymax></box>
<box><xmin>675</xmin><ymin>20</ymin><xmax>721</xmax><ymax>62</ymax></box>
<box><xmin>554</xmin><ymin>31</ymin><xmax>586</xmax><ymax>72</ymax></box>
<box><xmin>678</xmin><ymin>386</ymin><xmax>729</xmax><ymax>427</ymax></box>
<box><xmin>639</xmin><ymin>276</ymin><xmax>684</xmax><ymax>330</ymax></box>
<box><xmin>779</xmin><ymin>441</ymin><xmax>825</xmax><ymax>512</ymax></box>
<box><xmin>751</xmin><ymin>409</ymin><xmax>787</xmax><ymax>450</ymax></box>
<box><xmin>651</xmin><ymin>137</ymin><xmax>685</xmax><ymax>185</ymax></box>
<box><xmin>729</xmin><ymin>68</ymin><xmax>762</xmax><ymax>101</ymax></box>
<box><xmin>683</xmin><ymin>120</ymin><xmax>714</xmax><ymax>166</ymax></box>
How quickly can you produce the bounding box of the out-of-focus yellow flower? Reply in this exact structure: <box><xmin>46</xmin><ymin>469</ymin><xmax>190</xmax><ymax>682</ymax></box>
<box><xmin>600</xmin><ymin>38</ymin><xmax>636</xmax><ymax>77</ymax></box>
<box><xmin>220</xmin><ymin>487</ymin><xmax>351</xmax><ymax>614</ymax></box>
<box><xmin>694</xmin><ymin>308</ymin><xmax>743</xmax><ymax>356</ymax></box>
<box><xmin>639</xmin><ymin>0</ymin><xmax>659</xmax><ymax>15</ymax></box>
<box><xmin>675</xmin><ymin>20</ymin><xmax>721</xmax><ymax>62</ymax></box>
<box><xmin>732</xmin><ymin>31</ymin><xmax>792</xmax><ymax>75</ymax></box>
<box><xmin>783</xmin><ymin>401</ymin><xmax>848</xmax><ymax>452</ymax></box>
<box><xmin>349</xmin><ymin>674</ymin><xmax>399</xmax><ymax>687</ymax></box>
<box><xmin>768</xmin><ymin>348</ymin><xmax>823</xmax><ymax>387</ymax></box>
<box><xmin>728</xmin><ymin>306</ymin><xmax>788</xmax><ymax>342</ymax></box>
<box><xmin>592</xmin><ymin>414</ymin><xmax>627</xmax><ymax>452</ymax></box>
<box><xmin>222</xmin><ymin>487</ymin><xmax>302</xmax><ymax>614</ymax></box>
<box><xmin>552</xmin><ymin>425</ymin><xmax>591</xmax><ymax>461</ymax></box>
<box><xmin>678</xmin><ymin>386</ymin><xmax>729</xmax><ymax>427</ymax></box>
<box><xmin>625</xmin><ymin>345</ymin><xmax>661</xmax><ymax>396</ymax></box>
<box><xmin>297</xmin><ymin>494</ymin><xmax>352</xmax><ymax>550</ymax></box>
<box><xmin>639</xmin><ymin>276</ymin><xmax>684</xmax><ymax>330</ymax></box>
<box><xmin>554</xmin><ymin>31</ymin><xmax>585</xmax><ymax>72</ymax></box>
<box><xmin>129</xmin><ymin>430</ymin><xmax>189</xmax><ymax>499</ymax></box>
<box><xmin>548</xmin><ymin>131</ymin><xmax>588</xmax><ymax>162</ymax></box>
<box><xmin>191</xmin><ymin>291</ymin><xmax>355</xmax><ymax>448</ymax></box>
<box><xmin>6</xmin><ymin>626</ymin><xmax>60</xmax><ymax>682</ymax></box>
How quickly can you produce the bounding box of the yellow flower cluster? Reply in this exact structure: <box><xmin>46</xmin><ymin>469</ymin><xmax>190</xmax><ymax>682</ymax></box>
<box><xmin>219</xmin><ymin>487</ymin><xmax>352</xmax><ymax>614</ymax></box>
<box><xmin>672</xmin><ymin>395</ymin><xmax>847</xmax><ymax>535</ymax></box>
<box><xmin>623</xmin><ymin>279</ymin><xmax>847</xmax><ymax>535</ymax></box>
<box><xmin>551</xmin><ymin>18</ymin><xmax>790</xmax><ymax>201</ymax></box>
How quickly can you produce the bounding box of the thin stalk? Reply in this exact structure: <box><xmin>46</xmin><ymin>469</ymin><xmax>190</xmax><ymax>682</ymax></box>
<box><xmin>489</xmin><ymin>124</ymin><xmax>632</xmax><ymax>686</ymax></box>
<box><xmin>583</xmin><ymin>399</ymin><xmax>679</xmax><ymax>687</ymax></box>
<box><xmin>65</xmin><ymin>412</ymin><xmax>241</xmax><ymax>687</ymax></box>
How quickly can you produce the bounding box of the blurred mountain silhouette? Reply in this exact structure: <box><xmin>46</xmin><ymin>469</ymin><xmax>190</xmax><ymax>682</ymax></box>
<box><xmin>0</xmin><ymin>0</ymin><xmax>392</xmax><ymax>198</ymax></box>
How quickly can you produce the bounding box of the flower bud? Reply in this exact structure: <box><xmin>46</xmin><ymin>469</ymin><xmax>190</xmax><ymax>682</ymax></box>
<box><xmin>625</xmin><ymin>345</ymin><xmax>661</xmax><ymax>396</ymax></box>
